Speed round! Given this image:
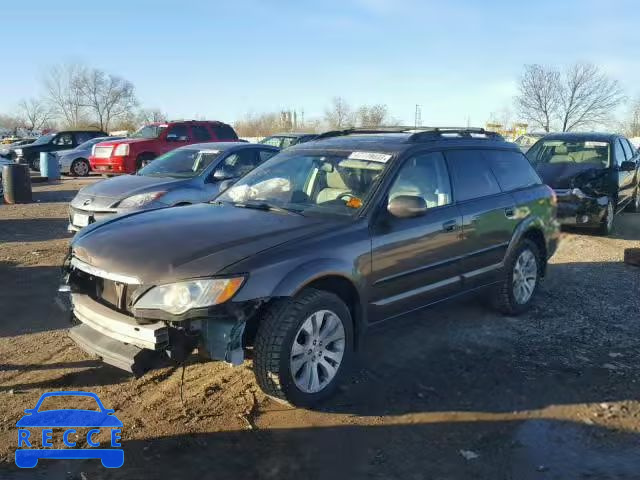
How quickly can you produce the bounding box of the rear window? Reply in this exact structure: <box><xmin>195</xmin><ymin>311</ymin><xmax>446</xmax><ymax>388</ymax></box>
<box><xmin>445</xmin><ymin>150</ymin><xmax>501</xmax><ymax>201</ymax></box>
<box><xmin>484</xmin><ymin>150</ymin><xmax>541</xmax><ymax>192</ymax></box>
<box><xmin>213</xmin><ymin>124</ymin><xmax>238</xmax><ymax>140</ymax></box>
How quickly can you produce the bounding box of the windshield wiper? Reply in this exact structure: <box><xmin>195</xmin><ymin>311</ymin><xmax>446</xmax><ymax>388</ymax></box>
<box><xmin>233</xmin><ymin>201</ymin><xmax>304</xmax><ymax>216</ymax></box>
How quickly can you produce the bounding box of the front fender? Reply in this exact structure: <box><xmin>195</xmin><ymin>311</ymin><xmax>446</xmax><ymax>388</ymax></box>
<box><xmin>271</xmin><ymin>258</ymin><xmax>361</xmax><ymax>298</ymax></box>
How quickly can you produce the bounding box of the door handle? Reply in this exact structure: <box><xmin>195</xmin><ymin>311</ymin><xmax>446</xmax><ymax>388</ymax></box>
<box><xmin>504</xmin><ymin>207</ymin><xmax>515</xmax><ymax>218</ymax></box>
<box><xmin>442</xmin><ymin>220</ymin><xmax>458</xmax><ymax>232</ymax></box>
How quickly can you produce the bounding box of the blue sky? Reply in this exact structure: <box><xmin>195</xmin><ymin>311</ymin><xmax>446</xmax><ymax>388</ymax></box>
<box><xmin>2</xmin><ymin>0</ymin><xmax>639</xmax><ymax>126</ymax></box>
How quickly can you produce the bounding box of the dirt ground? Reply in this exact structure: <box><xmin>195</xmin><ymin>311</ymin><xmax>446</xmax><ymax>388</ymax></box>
<box><xmin>1</xmin><ymin>178</ymin><xmax>640</xmax><ymax>480</ymax></box>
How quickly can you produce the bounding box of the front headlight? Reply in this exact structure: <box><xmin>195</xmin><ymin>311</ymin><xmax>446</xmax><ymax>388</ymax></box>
<box><xmin>117</xmin><ymin>191</ymin><xmax>166</xmax><ymax>208</ymax></box>
<box><xmin>134</xmin><ymin>278</ymin><xmax>245</xmax><ymax>315</ymax></box>
<box><xmin>113</xmin><ymin>144</ymin><xmax>129</xmax><ymax>156</ymax></box>
<box><xmin>14</xmin><ymin>148</ymin><xmax>22</xmax><ymax>156</ymax></box>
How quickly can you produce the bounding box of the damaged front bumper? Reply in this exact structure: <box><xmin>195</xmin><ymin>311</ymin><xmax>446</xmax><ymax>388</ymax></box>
<box><xmin>63</xmin><ymin>269</ymin><xmax>255</xmax><ymax>375</ymax></box>
<box><xmin>554</xmin><ymin>189</ymin><xmax>609</xmax><ymax>226</ymax></box>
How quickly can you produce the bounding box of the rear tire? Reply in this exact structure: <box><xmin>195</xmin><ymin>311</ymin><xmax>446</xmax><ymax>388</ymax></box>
<box><xmin>30</xmin><ymin>157</ymin><xmax>40</xmax><ymax>172</ymax></box>
<box><xmin>254</xmin><ymin>288</ymin><xmax>353</xmax><ymax>407</ymax></box>
<box><xmin>70</xmin><ymin>158</ymin><xmax>90</xmax><ymax>177</ymax></box>
<box><xmin>491</xmin><ymin>239</ymin><xmax>541</xmax><ymax>315</ymax></box>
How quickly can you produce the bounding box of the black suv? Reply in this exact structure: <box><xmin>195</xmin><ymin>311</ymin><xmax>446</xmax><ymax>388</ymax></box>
<box><xmin>63</xmin><ymin>128</ymin><xmax>560</xmax><ymax>406</ymax></box>
<box><xmin>527</xmin><ymin>132</ymin><xmax>640</xmax><ymax>235</ymax></box>
<box><xmin>15</xmin><ymin>129</ymin><xmax>108</xmax><ymax>171</ymax></box>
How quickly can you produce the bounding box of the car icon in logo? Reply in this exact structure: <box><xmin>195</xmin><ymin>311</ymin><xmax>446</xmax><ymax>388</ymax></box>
<box><xmin>15</xmin><ymin>391</ymin><xmax>123</xmax><ymax>468</ymax></box>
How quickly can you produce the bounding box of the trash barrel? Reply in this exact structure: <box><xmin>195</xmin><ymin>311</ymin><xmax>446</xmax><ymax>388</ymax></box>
<box><xmin>40</xmin><ymin>152</ymin><xmax>60</xmax><ymax>180</ymax></box>
<box><xmin>2</xmin><ymin>164</ymin><xmax>32</xmax><ymax>204</ymax></box>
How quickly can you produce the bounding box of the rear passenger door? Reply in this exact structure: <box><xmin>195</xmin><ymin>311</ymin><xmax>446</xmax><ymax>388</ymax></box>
<box><xmin>369</xmin><ymin>151</ymin><xmax>463</xmax><ymax>321</ymax></box>
<box><xmin>444</xmin><ymin>149</ymin><xmax>519</xmax><ymax>287</ymax></box>
<box><xmin>613</xmin><ymin>139</ymin><xmax>630</xmax><ymax>208</ymax></box>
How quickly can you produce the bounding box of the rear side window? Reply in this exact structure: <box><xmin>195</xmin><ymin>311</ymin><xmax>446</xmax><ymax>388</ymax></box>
<box><xmin>258</xmin><ymin>149</ymin><xmax>278</xmax><ymax>162</ymax></box>
<box><xmin>484</xmin><ymin>150</ymin><xmax>541</xmax><ymax>192</ymax></box>
<box><xmin>213</xmin><ymin>124</ymin><xmax>238</xmax><ymax>140</ymax></box>
<box><xmin>613</xmin><ymin>140</ymin><xmax>625</xmax><ymax>166</ymax></box>
<box><xmin>445</xmin><ymin>150</ymin><xmax>501</xmax><ymax>201</ymax></box>
<box><xmin>192</xmin><ymin>125</ymin><xmax>212</xmax><ymax>141</ymax></box>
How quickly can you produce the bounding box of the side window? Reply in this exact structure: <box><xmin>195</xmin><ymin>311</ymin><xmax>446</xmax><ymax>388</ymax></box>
<box><xmin>445</xmin><ymin>149</ymin><xmax>501</xmax><ymax>201</ymax></box>
<box><xmin>74</xmin><ymin>132</ymin><xmax>93</xmax><ymax>144</ymax></box>
<box><xmin>53</xmin><ymin>133</ymin><xmax>74</xmax><ymax>146</ymax></box>
<box><xmin>191</xmin><ymin>125</ymin><xmax>212</xmax><ymax>141</ymax></box>
<box><xmin>221</xmin><ymin>150</ymin><xmax>259</xmax><ymax>178</ymax></box>
<box><xmin>387</xmin><ymin>152</ymin><xmax>452</xmax><ymax>208</ymax></box>
<box><xmin>213</xmin><ymin>125</ymin><xmax>238</xmax><ymax>140</ymax></box>
<box><xmin>167</xmin><ymin>124</ymin><xmax>189</xmax><ymax>141</ymax></box>
<box><xmin>280</xmin><ymin>137</ymin><xmax>296</xmax><ymax>149</ymax></box>
<box><xmin>613</xmin><ymin>140</ymin><xmax>626</xmax><ymax>166</ymax></box>
<box><xmin>621</xmin><ymin>138</ymin><xmax>634</xmax><ymax>160</ymax></box>
<box><xmin>484</xmin><ymin>150</ymin><xmax>541</xmax><ymax>192</ymax></box>
<box><xmin>258</xmin><ymin>149</ymin><xmax>278</xmax><ymax>163</ymax></box>
<box><xmin>625</xmin><ymin>139</ymin><xmax>638</xmax><ymax>157</ymax></box>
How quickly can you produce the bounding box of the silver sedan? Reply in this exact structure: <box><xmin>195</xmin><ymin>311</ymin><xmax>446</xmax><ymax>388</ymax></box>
<box><xmin>68</xmin><ymin>142</ymin><xmax>279</xmax><ymax>232</ymax></box>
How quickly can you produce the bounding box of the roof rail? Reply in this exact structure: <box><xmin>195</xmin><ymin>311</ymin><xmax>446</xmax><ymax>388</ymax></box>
<box><xmin>408</xmin><ymin>127</ymin><xmax>504</xmax><ymax>142</ymax></box>
<box><xmin>315</xmin><ymin>126</ymin><xmax>504</xmax><ymax>141</ymax></box>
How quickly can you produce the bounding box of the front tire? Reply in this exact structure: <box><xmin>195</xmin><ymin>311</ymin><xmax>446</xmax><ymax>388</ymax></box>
<box><xmin>70</xmin><ymin>158</ymin><xmax>90</xmax><ymax>177</ymax></box>
<box><xmin>628</xmin><ymin>187</ymin><xmax>640</xmax><ymax>213</ymax></box>
<box><xmin>491</xmin><ymin>239</ymin><xmax>541</xmax><ymax>315</ymax></box>
<box><xmin>598</xmin><ymin>199</ymin><xmax>615</xmax><ymax>235</ymax></box>
<box><xmin>254</xmin><ymin>289</ymin><xmax>353</xmax><ymax>407</ymax></box>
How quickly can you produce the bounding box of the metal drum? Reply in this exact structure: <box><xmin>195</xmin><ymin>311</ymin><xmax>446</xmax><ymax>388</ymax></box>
<box><xmin>40</xmin><ymin>152</ymin><xmax>60</xmax><ymax>180</ymax></box>
<box><xmin>2</xmin><ymin>164</ymin><xmax>32</xmax><ymax>204</ymax></box>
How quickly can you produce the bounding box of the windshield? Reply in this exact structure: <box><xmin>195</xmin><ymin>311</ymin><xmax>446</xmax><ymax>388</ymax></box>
<box><xmin>130</xmin><ymin>125</ymin><xmax>167</xmax><ymax>139</ymax></box>
<box><xmin>31</xmin><ymin>133</ymin><xmax>55</xmax><ymax>145</ymax></box>
<box><xmin>218</xmin><ymin>150</ymin><xmax>390</xmax><ymax>216</ymax></box>
<box><xmin>527</xmin><ymin>139</ymin><xmax>610</xmax><ymax>168</ymax></box>
<box><xmin>138</xmin><ymin>148</ymin><xmax>221</xmax><ymax>178</ymax></box>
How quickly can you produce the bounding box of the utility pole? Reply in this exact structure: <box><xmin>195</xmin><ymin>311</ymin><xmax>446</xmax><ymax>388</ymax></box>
<box><xmin>414</xmin><ymin>104</ymin><xmax>422</xmax><ymax>129</ymax></box>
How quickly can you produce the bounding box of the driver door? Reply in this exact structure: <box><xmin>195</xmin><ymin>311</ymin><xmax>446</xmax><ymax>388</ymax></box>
<box><xmin>369</xmin><ymin>151</ymin><xmax>463</xmax><ymax>322</ymax></box>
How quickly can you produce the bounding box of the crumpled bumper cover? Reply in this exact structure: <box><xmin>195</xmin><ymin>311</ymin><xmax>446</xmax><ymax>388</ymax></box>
<box><xmin>554</xmin><ymin>190</ymin><xmax>608</xmax><ymax>226</ymax></box>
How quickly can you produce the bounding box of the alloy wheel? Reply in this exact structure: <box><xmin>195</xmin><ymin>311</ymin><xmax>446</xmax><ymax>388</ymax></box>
<box><xmin>72</xmin><ymin>160</ymin><xmax>89</xmax><ymax>176</ymax></box>
<box><xmin>512</xmin><ymin>249</ymin><xmax>537</xmax><ymax>305</ymax></box>
<box><xmin>289</xmin><ymin>309</ymin><xmax>346</xmax><ymax>394</ymax></box>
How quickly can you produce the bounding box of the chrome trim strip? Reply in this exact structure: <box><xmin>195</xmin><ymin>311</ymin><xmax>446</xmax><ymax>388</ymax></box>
<box><xmin>71</xmin><ymin>257</ymin><xmax>141</xmax><ymax>285</ymax></box>
<box><xmin>373</xmin><ymin>276</ymin><xmax>461</xmax><ymax>306</ymax></box>
<box><xmin>461</xmin><ymin>262</ymin><xmax>503</xmax><ymax>279</ymax></box>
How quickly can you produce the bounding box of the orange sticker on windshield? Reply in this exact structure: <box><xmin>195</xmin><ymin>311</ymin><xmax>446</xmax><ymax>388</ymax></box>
<box><xmin>346</xmin><ymin>197</ymin><xmax>363</xmax><ymax>209</ymax></box>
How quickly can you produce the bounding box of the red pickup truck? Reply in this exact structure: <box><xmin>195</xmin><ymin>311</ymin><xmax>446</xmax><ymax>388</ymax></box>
<box><xmin>90</xmin><ymin>120</ymin><xmax>239</xmax><ymax>174</ymax></box>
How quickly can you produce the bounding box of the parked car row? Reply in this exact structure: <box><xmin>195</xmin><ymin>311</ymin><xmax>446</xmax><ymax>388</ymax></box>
<box><xmin>61</xmin><ymin>126</ymin><xmax>575</xmax><ymax>406</ymax></box>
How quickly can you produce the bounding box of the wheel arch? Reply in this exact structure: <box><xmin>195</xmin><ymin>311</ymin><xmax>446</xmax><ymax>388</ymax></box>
<box><xmin>270</xmin><ymin>260</ymin><xmax>366</xmax><ymax>350</ymax></box>
<box><xmin>505</xmin><ymin>216</ymin><xmax>548</xmax><ymax>275</ymax></box>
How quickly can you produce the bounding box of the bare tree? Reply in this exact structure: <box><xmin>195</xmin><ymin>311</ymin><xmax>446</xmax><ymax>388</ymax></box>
<box><xmin>516</xmin><ymin>65</ymin><xmax>560</xmax><ymax>132</ymax></box>
<box><xmin>137</xmin><ymin>108</ymin><xmax>168</xmax><ymax>124</ymax></box>
<box><xmin>43</xmin><ymin>63</ymin><xmax>87</xmax><ymax>127</ymax></box>
<box><xmin>621</xmin><ymin>97</ymin><xmax>640</xmax><ymax>138</ymax></box>
<box><xmin>557</xmin><ymin>63</ymin><xmax>625</xmax><ymax>132</ymax></box>
<box><xmin>17</xmin><ymin>97</ymin><xmax>52</xmax><ymax>131</ymax></box>
<box><xmin>324</xmin><ymin>97</ymin><xmax>355</xmax><ymax>129</ymax></box>
<box><xmin>77</xmin><ymin>68</ymin><xmax>137</xmax><ymax>132</ymax></box>
<box><xmin>357</xmin><ymin>104</ymin><xmax>390</xmax><ymax>127</ymax></box>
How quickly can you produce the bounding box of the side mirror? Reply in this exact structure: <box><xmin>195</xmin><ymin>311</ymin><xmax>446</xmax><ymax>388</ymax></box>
<box><xmin>219</xmin><ymin>179</ymin><xmax>235</xmax><ymax>192</ymax></box>
<box><xmin>166</xmin><ymin>134</ymin><xmax>188</xmax><ymax>142</ymax></box>
<box><xmin>213</xmin><ymin>168</ymin><xmax>234</xmax><ymax>181</ymax></box>
<box><xmin>387</xmin><ymin>195</ymin><xmax>427</xmax><ymax>218</ymax></box>
<box><xmin>620</xmin><ymin>160</ymin><xmax>636</xmax><ymax>172</ymax></box>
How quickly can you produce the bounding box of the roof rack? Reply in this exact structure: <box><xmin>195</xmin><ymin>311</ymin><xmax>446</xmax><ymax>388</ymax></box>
<box><xmin>315</xmin><ymin>126</ymin><xmax>504</xmax><ymax>142</ymax></box>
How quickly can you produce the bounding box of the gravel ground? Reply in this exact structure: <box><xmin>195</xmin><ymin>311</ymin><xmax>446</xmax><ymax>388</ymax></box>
<box><xmin>1</xmin><ymin>179</ymin><xmax>640</xmax><ymax>479</ymax></box>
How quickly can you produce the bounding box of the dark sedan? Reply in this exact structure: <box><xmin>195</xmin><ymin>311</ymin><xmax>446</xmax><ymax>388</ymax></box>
<box><xmin>527</xmin><ymin>132</ymin><xmax>639</xmax><ymax>235</ymax></box>
<box><xmin>68</xmin><ymin>142</ymin><xmax>279</xmax><ymax>231</ymax></box>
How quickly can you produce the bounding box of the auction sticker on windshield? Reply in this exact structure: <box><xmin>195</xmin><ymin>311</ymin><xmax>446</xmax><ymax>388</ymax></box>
<box><xmin>15</xmin><ymin>391</ymin><xmax>124</xmax><ymax>469</ymax></box>
<box><xmin>348</xmin><ymin>151</ymin><xmax>392</xmax><ymax>162</ymax></box>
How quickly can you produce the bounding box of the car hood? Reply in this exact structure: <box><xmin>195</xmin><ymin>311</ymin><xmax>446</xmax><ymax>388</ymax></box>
<box><xmin>71</xmin><ymin>204</ymin><xmax>336</xmax><ymax>283</ymax></box>
<box><xmin>16</xmin><ymin>410</ymin><xmax>123</xmax><ymax>428</ymax></box>
<box><xmin>536</xmin><ymin>163</ymin><xmax>608</xmax><ymax>190</ymax></box>
<box><xmin>77</xmin><ymin>175</ymin><xmax>190</xmax><ymax>201</ymax></box>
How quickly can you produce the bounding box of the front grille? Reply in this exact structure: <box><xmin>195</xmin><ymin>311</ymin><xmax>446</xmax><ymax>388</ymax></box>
<box><xmin>94</xmin><ymin>146</ymin><xmax>113</xmax><ymax>158</ymax></box>
<box><xmin>70</xmin><ymin>268</ymin><xmax>138</xmax><ymax>315</ymax></box>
